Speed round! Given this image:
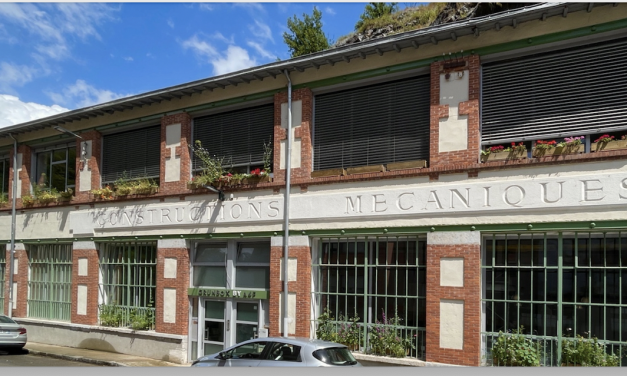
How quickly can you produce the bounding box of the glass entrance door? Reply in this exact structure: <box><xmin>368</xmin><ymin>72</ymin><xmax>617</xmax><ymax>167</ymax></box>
<box><xmin>234</xmin><ymin>302</ymin><xmax>259</xmax><ymax>343</ymax></box>
<box><xmin>202</xmin><ymin>300</ymin><xmax>226</xmax><ymax>356</ymax></box>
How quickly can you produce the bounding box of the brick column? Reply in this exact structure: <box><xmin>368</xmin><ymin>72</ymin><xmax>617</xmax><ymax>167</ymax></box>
<box><xmin>9</xmin><ymin>244</ymin><xmax>28</xmax><ymax>318</ymax></box>
<box><xmin>160</xmin><ymin>113</ymin><xmax>192</xmax><ymax>194</ymax></box>
<box><xmin>155</xmin><ymin>239</ymin><xmax>190</xmax><ymax>335</ymax></box>
<box><xmin>273</xmin><ymin>88</ymin><xmax>313</xmax><ymax>183</ymax></box>
<box><xmin>429</xmin><ymin>55</ymin><xmax>481</xmax><ymax>168</ymax></box>
<box><xmin>71</xmin><ymin>242</ymin><xmax>99</xmax><ymax>325</ymax></box>
<box><xmin>2</xmin><ymin>249</ymin><xmax>8</xmax><ymax>315</ymax></box>
<box><xmin>9</xmin><ymin>145</ymin><xmax>32</xmax><ymax>207</ymax></box>
<box><xmin>269</xmin><ymin>236</ymin><xmax>311</xmax><ymax>337</ymax></box>
<box><xmin>74</xmin><ymin>130</ymin><xmax>102</xmax><ymax>201</ymax></box>
<box><xmin>425</xmin><ymin>231</ymin><xmax>481</xmax><ymax>366</ymax></box>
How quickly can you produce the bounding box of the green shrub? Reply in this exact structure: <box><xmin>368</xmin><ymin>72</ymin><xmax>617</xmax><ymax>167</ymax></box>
<box><xmin>561</xmin><ymin>335</ymin><xmax>621</xmax><ymax>366</ymax></box>
<box><xmin>315</xmin><ymin>307</ymin><xmax>339</xmax><ymax>342</ymax></box>
<box><xmin>491</xmin><ymin>326</ymin><xmax>541</xmax><ymax>366</ymax></box>
<box><xmin>99</xmin><ymin>304</ymin><xmax>123</xmax><ymax>327</ymax></box>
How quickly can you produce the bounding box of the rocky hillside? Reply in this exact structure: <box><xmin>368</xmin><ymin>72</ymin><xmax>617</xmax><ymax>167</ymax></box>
<box><xmin>334</xmin><ymin>2</ymin><xmax>535</xmax><ymax>47</ymax></box>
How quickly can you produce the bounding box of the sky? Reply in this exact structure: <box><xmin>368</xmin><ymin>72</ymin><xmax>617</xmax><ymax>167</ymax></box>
<box><xmin>0</xmin><ymin>2</ymin><xmax>399</xmax><ymax>129</ymax></box>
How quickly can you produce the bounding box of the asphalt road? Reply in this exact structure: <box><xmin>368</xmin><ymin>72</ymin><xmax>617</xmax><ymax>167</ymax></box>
<box><xmin>0</xmin><ymin>348</ymin><xmax>103</xmax><ymax>367</ymax></box>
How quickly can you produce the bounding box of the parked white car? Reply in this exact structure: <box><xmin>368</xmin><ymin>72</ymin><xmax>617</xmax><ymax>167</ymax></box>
<box><xmin>191</xmin><ymin>337</ymin><xmax>361</xmax><ymax>367</ymax></box>
<box><xmin>0</xmin><ymin>315</ymin><xmax>27</xmax><ymax>352</ymax></box>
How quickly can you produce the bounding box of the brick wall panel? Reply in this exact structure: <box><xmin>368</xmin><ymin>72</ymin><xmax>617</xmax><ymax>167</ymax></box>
<box><xmin>155</xmin><ymin>247</ymin><xmax>190</xmax><ymax>335</ymax></box>
<box><xmin>71</xmin><ymin>249</ymin><xmax>100</xmax><ymax>325</ymax></box>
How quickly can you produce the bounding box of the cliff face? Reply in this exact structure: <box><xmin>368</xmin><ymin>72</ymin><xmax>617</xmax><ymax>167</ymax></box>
<box><xmin>335</xmin><ymin>3</ymin><xmax>535</xmax><ymax>47</ymax></box>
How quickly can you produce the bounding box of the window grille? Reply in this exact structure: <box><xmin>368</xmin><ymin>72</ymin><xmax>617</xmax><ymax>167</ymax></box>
<box><xmin>35</xmin><ymin>147</ymin><xmax>76</xmax><ymax>192</ymax></box>
<box><xmin>101</xmin><ymin>125</ymin><xmax>161</xmax><ymax>183</ymax></box>
<box><xmin>0</xmin><ymin>251</ymin><xmax>5</xmax><ymax>315</ymax></box>
<box><xmin>99</xmin><ymin>242</ymin><xmax>156</xmax><ymax>328</ymax></box>
<box><xmin>481</xmin><ymin>37</ymin><xmax>627</xmax><ymax>145</ymax></box>
<box><xmin>312</xmin><ymin>236</ymin><xmax>427</xmax><ymax>360</ymax></box>
<box><xmin>27</xmin><ymin>244</ymin><xmax>72</xmax><ymax>321</ymax></box>
<box><xmin>481</xmin><ymin>232</ymin><xmax>627</xmax><ymax>366</ymax></box>
<box><xmin>192</xmin><ymin>104</ymin><xmax>274</xmax><ymax>172</ymax></box>
<box><xmin>313</xmin><ymin>75</ymin><xmax>430</xmax><ymax>170</ymax></box>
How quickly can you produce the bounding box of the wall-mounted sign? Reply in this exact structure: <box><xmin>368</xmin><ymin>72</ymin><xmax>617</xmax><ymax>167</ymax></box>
<box><xmin>188</xmin><ymin>287</ymin><xmax>268</xmax><ymax>299</ymax></box>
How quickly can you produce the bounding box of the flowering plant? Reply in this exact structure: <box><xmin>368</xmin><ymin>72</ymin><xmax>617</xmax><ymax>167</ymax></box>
<box><xmin>559</xmin><ymin>136</ymin><xmax>585</xmax><ymax>147</ymax></box>
<box><xmin>247</xmin><ymin>168</ymin><xmax>269</xmax><ymax>178</ymax></box>
<box><xmin>91</xmin><ymin>185</ymin><xmax>114</xmax><ymax>200</ymax></box>
<box><xmin>368</xmin><ymin>310</ymin><xmax>415</xmax><ymax>358</ymax></box>
<box><xmin>535</xmin><ymin>140</ymin><xmax>556</xmax><ymax>149</ymax></box>
<box><xmin>481</xmin><ymin>145</ymin><xmax>504</xmax><ymax>156</ymax></box>
<box><xmin>509</xmin><ymin>142</ymin><xmax>527</xmax><ymax>152</ymax></box>
<box><xmin>594</xmin><ymin>134</ymin><xmax>615</xmax><ymax>143</ymax></box>
<box><xmin>622</xmin><ymin>135</ymin><xmax>627</xmax><ymax>140</ymax></box>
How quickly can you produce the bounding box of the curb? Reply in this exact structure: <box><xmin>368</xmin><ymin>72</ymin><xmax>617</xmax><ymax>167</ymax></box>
<box><xmin>26</xmin><ymin>349</ymin><xmax>127</xmax><ymax>367</ymax></box>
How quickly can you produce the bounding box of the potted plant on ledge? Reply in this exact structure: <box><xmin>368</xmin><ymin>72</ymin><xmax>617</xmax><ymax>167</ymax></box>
<box><xmin>481</xmin><ymin>142</ymin><xmax>527</xmax><ymax>162</ymax></box>
<box><xmin>533</xmin><ymin>136</ymin><xmax>584</xmax><ymax>157</ymax></box>
<box><xmin>591</xmin><ymin>134</ymin><xmax>627</xmax><ymax>152</ymax></box>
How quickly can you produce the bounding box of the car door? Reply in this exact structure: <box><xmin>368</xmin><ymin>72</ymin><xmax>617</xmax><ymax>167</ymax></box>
<box><xmin>257</xmin><ymin>341</ymin><xmax>304</xmax><ymax>367</ymax></box>
<box><xmin>219</xmin><ymin>340</ymin><xmax>268</xmax><ymax>367</ymax></box>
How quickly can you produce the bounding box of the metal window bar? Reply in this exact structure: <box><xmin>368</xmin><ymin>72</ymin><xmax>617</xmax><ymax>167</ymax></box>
<box><xmin>27</xmin><ymin>244</ymin><xmax>72</xmax><ymax>321</ymax></box>
<box><xmin>481</xmin><ymin>231</ymin><xmax>627</xmax><ymax>367</ymax></box>
<box><xmin>99</xmin><ymin>242</ymin><xmax>157</xmax><ymax>329</ymax></box>
<box><xmin>311</xmin><ymin>235</ymin><xmax>427</xmax><ymax>360</ymax></box>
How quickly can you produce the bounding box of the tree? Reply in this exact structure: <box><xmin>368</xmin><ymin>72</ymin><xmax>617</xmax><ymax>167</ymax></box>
<box><xmin>355</xmin><ymin>2</ymin><xmax>399</xmax><ymax>31</ymax></box>
<box><xmin>282</xmin><ymin>7</ymin><xmax>330</xmax><ymax>58</ymax></box>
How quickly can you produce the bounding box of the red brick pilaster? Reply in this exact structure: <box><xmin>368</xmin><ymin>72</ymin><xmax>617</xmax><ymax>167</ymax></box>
<box><xmin>71</xmin><ymin>248</ymin><xmax>100</xmax><ymax>325</ymax></box>
<box><xmin>429</xmin><ymin>55</ymin><xmax>481</xmax><ymax>168</ymax></box>
<box><xmin>11</xmin><ymin>246</ymin><xmax>28</xmax><ymax>318</ymax></box>
<box><xmin>74</xmin><ymin>130</ymin><xmax>102</xmax><ymax>201</ymax></box>
<box><xmin>269</xmin><ymin>242</ymin><xmax>311</xmax><ymax>337</ymax></box>
<box><xmin>155</xmin><ymin>247</ymin><xmax>190</xmax><ymax>335</ymax></box>
<box><xmin>9</xmin><ymin>145</ymin><xmax>31</xmax><ymax>207</ymax></box>
<box><xmin>426</xmin><ymin>240</ymin><xmax>481</xmax><ymax>366</ymax></box>
<box><xmin>273</xmin><ymin>88</ymin><xmax>313</xmax><ymax>183</ymax></box>
<box><xmin>2</xmin><ymin>249</ymin><xmax>8</xmax><ymax>315</ymax></box>
<box><xmin>160</xmin><ymin>113</ymin><xmax>192</xmax><ymax>194</ymax></box>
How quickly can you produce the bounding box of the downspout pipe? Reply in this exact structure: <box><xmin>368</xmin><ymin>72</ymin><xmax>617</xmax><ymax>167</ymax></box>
<box><xmin>8</xmin><ymin>133</ymin><xmax>17</xmax><ymax>318</ymax></box>
<box><xmin>282</xmin><ymin>69</ymin><xmax>292</xmax><ymax>337</ymax></box>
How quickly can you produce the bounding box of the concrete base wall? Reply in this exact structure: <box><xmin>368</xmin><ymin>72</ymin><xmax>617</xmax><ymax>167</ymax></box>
<box><xmin>15</xmin><ymin>318</ymin><xmax>188</xmax><ymax>364</ymax></box>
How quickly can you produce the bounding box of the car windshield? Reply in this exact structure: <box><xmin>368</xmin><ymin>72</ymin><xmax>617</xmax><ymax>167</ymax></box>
<box><xmin>312</xmin><ymin>347</ymin><xmax>358</xmax><ymax>365</ymax></box>
<box><xmin>0</xmin><ymin>316</ymin><xmax>16</xmax><ymax>324</ymax></box>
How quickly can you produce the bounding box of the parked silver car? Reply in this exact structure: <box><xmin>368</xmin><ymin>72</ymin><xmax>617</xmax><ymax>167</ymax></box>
<box><xmin>0</xmin><ymin>315</ymin><xmax>27</xmax><ymax>351</ymax></box>
<box><xmin>191</xmin><ymin>337</ymin><xmax>361</xmax><ymax>367</ymax></box>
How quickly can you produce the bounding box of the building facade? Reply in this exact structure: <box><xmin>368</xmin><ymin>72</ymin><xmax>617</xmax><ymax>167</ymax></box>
<box><xmin>1</xmin><ymin>3</ymin><xmax>627</xmax><ymax>366</ymax></box>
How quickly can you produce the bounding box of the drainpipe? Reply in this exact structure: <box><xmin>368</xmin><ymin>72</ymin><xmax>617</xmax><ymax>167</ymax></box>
<box><xmin>7</xmin><ymin>133</ymin><xmax>18</xmax><ymax>318</ymax></box>
<box><xmin>282</xmin><ymin>69</ymin><xmax>292</xmax><ymax>337</ymax></box>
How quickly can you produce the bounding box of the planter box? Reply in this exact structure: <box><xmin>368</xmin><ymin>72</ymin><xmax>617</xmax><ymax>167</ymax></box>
<box><xmin>311</xmin><ymin>168</ymin><xmax>346</xmax><ymax>178</ymax></box>
<box><xmin>346</xmin><ymin>165</ymin><xmax>386</xmax><ymax>175</ymax></box>
<box><xmin>532</xmin><ymin>144</ymin><xmax>584</xmax><ymax>157</ymax></box>
<box><xmin>245</xmin><ymin>175</ymin><xmax>271</xmax><ymax>184</ymax></box>
<box><xmin>386</xmin><ymin>160</ymin><xmax>427</xmax><ymax>171</ymax></box>
<box><xmin>481</xmin><ymin>149</ymin><xmax>527</xmax><ymax>163</ymax></box>
<box><xmin>591</xmin><ymin>139</ymin><xmax>627</xmax><ymax>152</ymax></box>
<box><xmin>132</xmin><ymin>187</ymin><xmax>158</xmax><ymax>195</ymax></box>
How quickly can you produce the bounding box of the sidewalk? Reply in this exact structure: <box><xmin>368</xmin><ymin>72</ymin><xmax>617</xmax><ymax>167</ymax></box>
<box><xmin>25</xmin><ymin>342</ymin><xmax>190</xmax><ymax>367</ymax></box>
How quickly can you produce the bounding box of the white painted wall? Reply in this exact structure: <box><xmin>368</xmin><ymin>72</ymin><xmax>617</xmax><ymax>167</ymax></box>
<box><xmin>440</xmin><ymin>300</ymin><xmax>464</xmax><ymax>349</ymax></box>
<box><xmin>438</xmin><ymin>71</ymin><xmax>469</xmax><ymax>153</ymax></box>
<box><xmin>79</xmin><ymin>140</ymin><xmax>93</xmax><ymax>192</ymax></box>
<box><xmin>165</xmin><ymin>123</ymin><xmax>182</xmax><ymax>182</ymax></box>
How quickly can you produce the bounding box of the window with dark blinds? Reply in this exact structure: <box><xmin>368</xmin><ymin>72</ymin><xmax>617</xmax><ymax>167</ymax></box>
<box><xmin>192</xmin><ymin>104</ymin><xmax>274</xmax><ymax>171</ymax></box>
<box><xmin>102</xmin><ymin>125</ymin><xmax>161</xmax><ymax>182</ymax></box>
<box><xmin>313</xmin><ymin>75</ymin><xmax>430</xmax><ymax>171</ymax></box>
<box><xmin>481</xmin><ymin>37</ymin><xmax>627</xmax><ymax>144</ymax></box>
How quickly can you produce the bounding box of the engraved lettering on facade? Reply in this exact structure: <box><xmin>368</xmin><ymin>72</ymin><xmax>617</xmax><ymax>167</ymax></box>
<box><xmin>373</xmin><ymin>194</ymin><xmax>387</xmax><ymax>213</ymax></box>
<box><xmin>424</xmin><ymin>191</ymin><xmax>443</xmax><ymax>210</ymax></box>
<box><xmin>231</xmin><ymin>204</ymin><xmax>242</xmax><ymax>219</ymax></box>
<box><xmin>581</xmin><ymin>179</ymin><xmax>605</xmax><ymax>202</ymax></box>
<box><xmin>450</xmin><ymin>188</ymin><xmax>470</xmax><ymax>208</ymax></box>
<box><xmin>483</xmin><ymin>186</ymin><xmax>491</xmax><ymax>207</ymax></box>
<box><xmin>620</xmin><ymin>178</ymin><xmax>627</xmax><ymax>200</ymax></box>
<box><xmin>540</xmin><ymin>182</ymin><xmax>564</xmax><ymax>204</ymax></box>
<box><xmin>397</xmin><ymin>192</ymin><xmax>414</xmax><ymax>211</ymax></box>
<box><xmin>268</xmin><ymin>201</ymin><xmax>280</xmax><ymax>217</ymax></box>
<box><xmin>345</xmin><ymin>196</ymin><xmax>362</xmax><ymax>214</ymax></box>
<box><xmin>503</xmin><ymin>185</ymin><xmax>525</xmax><ymax>207</ymax></box>
<box><xmin>248</xmin><ymin>202</ymin><xmax>261</xmax><ymax>219</ymax></box>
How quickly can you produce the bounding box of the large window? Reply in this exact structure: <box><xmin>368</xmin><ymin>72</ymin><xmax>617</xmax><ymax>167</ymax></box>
<box><xmin>312</xmin><ymin>236</ymin><xmax>427</xmax><ymax>359</ymax></box>
<box><xmin>192</xmin><ymin>241</ymin><xmax>270</xmax><ymax>289</ymax></box>
<box><xmin>35</xmin><ymin>146</ymin><xmax>76</xmax><ymax>192</ymax></box>
<box><xmin>313</xmin><ymin>75</ymin><xmax>430</xmax><ymax>171</ymax></box>
<box><xmin>101</xmin><ymin>125</ymin><xmax>161</xmax><ymax>183</ymax></box>
<box><xmin>482</xmin><ymin>232</ymin><xmax>627</xmax><ymax>366</ymax></box>
<box><xmin>99</xmin><ymin>242</ymin><xmax>156</xmax><ymax>328</ymax></box>
<box><xmin>192</xmin><ymin>104</ymin><xmax>274</xmax><ymax>174</ymax></box>
<box><xmin>482</xmin><ymin>37</ymin><xmax>627</xmax><ymax>145</ymax></box>
<box><xmin>27</xmin><ymin>244</ymin><xmax>72</xmax><ymax>321</ymax></box>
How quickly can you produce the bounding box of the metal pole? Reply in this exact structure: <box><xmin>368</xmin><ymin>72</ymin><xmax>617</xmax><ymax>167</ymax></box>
<box><xmin>7</xmin><ymin>133</ymin><xmax>18</xmax><ymax>318</ymax></box>
<box><xmin>282</xmin><ymin>70</ymin><xmax>292</xmax><ymax>337</ymax></box>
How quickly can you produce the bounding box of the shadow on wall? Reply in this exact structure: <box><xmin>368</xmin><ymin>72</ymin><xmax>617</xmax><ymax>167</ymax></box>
<box><xmin>78</xmin><ymin>338</ymin><xmax>117</xmax><ymax>353</ymax></box>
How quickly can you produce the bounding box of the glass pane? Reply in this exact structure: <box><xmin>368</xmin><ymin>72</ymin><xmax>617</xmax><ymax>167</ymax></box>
<box><xmin>235</xmin><ymin>266</ymin><xmax>269</xmax><ymax>289</ymax></box>
<box><xmin>204</xmin><ymin>343</ymin><xmax>223</xmax><ymax>355</ymax></box>
<box><xmin>194</xmin><ymin>266</ymin><xmax>226</xmax><ymax>287</ymax></box>
<box><xmin>563</xmin><ymin>238</ymin><xmax>575</xmax><ymax>267</ymax></box>
<box><xmin>235</xmin><ymin>323</ymin><xmax>257</xmax><ymax>343</ymax></box>
<box><xmin>53</xmin><ymin>149</ymin><xmax>66</xmax><ymax>162</ymax></box>
<box><xmin>205</xmin><ymin>301</ymin><xmax>224</xmax><ymax>320</ymax></box>
<box><xmin>591</xmin><ymin>269</ymin><xmax>604</xmax><ymax>304</ymax></box>
<box><xmin>51</xmin><ymin>163</ymin><xmax>66</xmax><ymax>191</ymax></box>
<box><xmin>546</xmin><ymin>238</ymin><xmax>558</xmax><ymax>266</ymax></box>
<box><xmin>532</xmin><ymin>238</ymin><xmax>544</xmax><ymax>267</ymax></box>
<box><xmin>36</xmin><ymin>152</ymin><xmax>50</xmax><ymax>187</ymax></box>
<box><xmin>578</xmin><ymin>237</ymin><xmax>589</xmax><ymax>266</ymax></box>
<box><xmin>607</xmin><ymin>270</ymin><xmax>619</xmax><ymax>304</ymax></box>
<box><xmin>520</xmin><ymin>239</ymin><xmax>532</xmax><ymax>266</ymax></box>
<box><xmin>495</xmin><ymin>240</ymin><xmax>505</xmax><ymax>266</ymax></box>
<box><xmin>417</xmin><ymin>241</ymin><xmax>426</xmax><ymax>266</ymax></box>
<box><xmin>237</xmin><ymin>243</ymin><xmax>270</xmax><ymax>263</ymax></box>
<box><xmin>591</xmin><ymin>237</ymin><xmax>603</xmax><ymax>267</ymax></box>
<box><xmin>195</xmin><ymin>244</ymin><xmax>228</xmax><ymax>263</ymax></box>
<box><xmin>237</xmin><ymin>303</ymin><xmax>258</xmax><ymax>322</ymax></box>
<box><xmin>67</xmin><ymin>147</ymin><xmax>76</xmax><ymax>187</ymax></box>
<box><xmin>484</xmin><ymin>238</ymin><xmax>493</xmax><ymax>266</ymax></box>
<box><xmin>562</xmin><ymin>270</ymin><xmax>574</xmax><ymax>303</ymax></box>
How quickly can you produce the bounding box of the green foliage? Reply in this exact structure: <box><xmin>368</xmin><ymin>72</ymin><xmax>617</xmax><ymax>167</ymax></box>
<box><xmin>355</xmin><ymin>2</ymin><xmax>398</xmax><ymax>31</ymax></box>
<box><xmin>336</xmin><ymin>313</ymin><xmax>362</xmax><ymax>350</ymax></box>
<box><xmin>32</xmin><ymin>182</ymin><xmax>58</xmax><ymax>205</ymax></box>
<box><xmin>0</xmin><ymin>193</ymin><xmax>8</xmax><ymax>206</ymax></box>
<box><xmin>129</xmin><ymin>305</ymin><xmax>155</xmax><ymax>331</ymax></box>
<box><xmin>190</xmin><ymin>140</ymin><xmax>230</xmax><ymax>187</ymax></box>
<box><xmin>58</xmin><ymin>188</ymin><xmax>74</xmax><ymax>201</ymax></box>
<box><xmin>316</xmin><ymin>307</ymin><xmax>339</xmax><ymax>342</ymax></box>
<box><xmin>113</xmin><ymin>172</ymin><xmax>158</xmax><ymax>195</ymax></box>
<box><xmin>91</xmin><ymin>185</ymin><xmax>114</xmax><ymax>200</ymax></box>
<box><xmin>99</xmin><ymin>304</ymin><xmax>123</xmax><ymax>327</ymax></box>
<box><xmin>21</xmin><ymin>194</ymin><xmax>35</xmax><ymax>207</ymax></box>
<box><xmin>491</xmin><ymin>326</ymin><xmax>541</xmax><ymax>366</ymax></box>
<box><xmin>368</xmin><ymin>311</ymin><xmax>415</xmax><ymax>358</ymax></box>
<box><xmin>561</xmin><ymin>335</ymin><xmax>621</xmax><ymax>366</ymax></box>
<box><xmin>283</xmin><ymin>7</ymin><xmax>330</xmax><ymax>58</ymax></box>
<box><xmin>353</xmin><ymin>3</ymin><xmax>445</xmax><ymax>35</ymax></box>
<box><xmin>262</xmin><ymin>139</ymin><xmax>273</xmax><ymax>174</ymax></box>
